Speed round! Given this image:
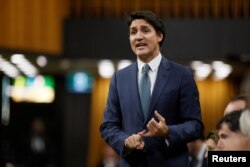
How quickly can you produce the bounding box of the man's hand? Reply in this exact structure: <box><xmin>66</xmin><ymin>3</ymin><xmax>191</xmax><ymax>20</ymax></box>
<box><xmin>125</xmin><ymin>134</ymin><xmax>145</xmax><ymax>150</ymax></box>
<box><xmin>139</xmin><ymin>111</ymin><xmax>169</xmax><ymax>138</ymax></box>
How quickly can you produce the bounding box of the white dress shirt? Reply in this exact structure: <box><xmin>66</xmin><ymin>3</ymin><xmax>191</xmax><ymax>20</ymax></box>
<box><xmin>137</xmin><ymin>53</ymin><xmax>162</xmax><ymax>94</ymax></box>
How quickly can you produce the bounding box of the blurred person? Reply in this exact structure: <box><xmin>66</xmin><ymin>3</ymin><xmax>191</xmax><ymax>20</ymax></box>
<box><xmin>21</xmin><ymin>118</ymin><xmax>55</xmax><ymax>167</ymax></box>
<box><xmin>224</xmin><ymin>94</ymin><xmax>248</xmax><ymax>115</ymax></box>
<box><xmin>0</xmin><ymin>140</ymin><xmax>15</xmax><ymax>167</ymax></box>
<box><xmin>187</xmin><ymin>135</ymin><xmax>207</xmax><ymax>167</ymax></box>
<box><xmin>100</xmin><ymin>10</ymin><xmax>204</xmax><ymax>167</ymax></box>
<box><xmin>216</xmin><ymin>110</ymin><xmax>250</xmax><ymax>150</ymax></box>
<box><xmin>204</xmin><ymin>130</ymin><xmax>219</xmax><ymax>158</ymax></box>
<box><xmin>98</xmin><ymin>144</ymin><xmax>119</xmax><ymax>167</ymax></box>
<box><xmin>5</xmin><ymin>162</ymin><xmax>14</xmax><ymax>167</ymax></box>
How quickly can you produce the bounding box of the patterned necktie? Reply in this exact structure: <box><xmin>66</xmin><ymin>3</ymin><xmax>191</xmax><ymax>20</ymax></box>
<box><xmin>139</xmin><ymin>64</ymin><xmax>151</xmax><ymax>118</ymax></box>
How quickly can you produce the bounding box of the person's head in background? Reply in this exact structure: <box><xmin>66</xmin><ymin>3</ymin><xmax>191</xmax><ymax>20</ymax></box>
<box><xmin>224</xmin><ymin>94</ymin><xmax>248</xmax><ymax>115</ymax></box>
<box><xmin>216</xmin><ymin>110</ymin><xmax>250</xmax><ymax>150</ymax></box>
<box><xmin>240</xmin><ymin>109</ymin><xmax>250</xmax><ymax>138</ymax></box>
<box><xmin>31</xmin><ymin>117</ymin><xmax>46</xmax><ymax>135</ymax></box>
<box><xmin>204</xmin><ymin>130</ymin><xmax>219</xmax><ymax>158</ymax></box>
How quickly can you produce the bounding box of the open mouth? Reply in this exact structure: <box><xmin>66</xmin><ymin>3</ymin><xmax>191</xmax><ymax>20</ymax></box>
<box><xmin>136</xmin><ymin>43</ymin><xmax>147</xmax><ymax>48</ymax></box>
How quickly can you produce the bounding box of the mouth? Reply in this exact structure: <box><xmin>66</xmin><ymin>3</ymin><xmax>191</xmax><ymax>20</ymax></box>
<box><xmin>136</xmin><ymin>43</ymin><xmax>147</xmax><ymax>48</ymax></box>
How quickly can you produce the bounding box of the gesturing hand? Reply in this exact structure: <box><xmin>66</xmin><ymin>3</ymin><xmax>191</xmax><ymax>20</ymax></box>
<box><xmin>125</xmin><ymin>134</ymin><xmax>145</xmax><ymax>150</ymax></box>
<box><xmin>139</xmin><ymin>111</ymin><xmax>169</xmax><ymax>138</ymax></box>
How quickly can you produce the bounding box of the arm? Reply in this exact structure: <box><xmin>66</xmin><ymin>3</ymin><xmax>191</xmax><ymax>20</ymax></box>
<box><xmin>167</xmin><ymin>68</ymin><xmax>204</xmax><ymax>147</ymax></box>
<box><xmin>100</xmin><ymin>72</ymin><xmax>129</xmax><ymax>155</ymax></box>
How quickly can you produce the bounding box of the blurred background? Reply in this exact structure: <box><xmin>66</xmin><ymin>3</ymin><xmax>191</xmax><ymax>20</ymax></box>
<box><xmin>0</xmin><ymin>0</ymin><xmax>250</xmax><ymax>167</ymax></box>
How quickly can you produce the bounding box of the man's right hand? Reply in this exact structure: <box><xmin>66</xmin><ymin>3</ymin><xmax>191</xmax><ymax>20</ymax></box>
<box><xmin>124</xmin><ymin>134</ymin><xmax>145</xmax><ymax>150</ymax></box>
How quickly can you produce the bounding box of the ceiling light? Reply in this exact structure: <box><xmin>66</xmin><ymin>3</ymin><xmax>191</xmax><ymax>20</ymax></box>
<box><xmin>117</xmin><ymin>60</ymin><xmax>132</xmax><ymax>70</ymax></box>
<box><xmin>98</xmin><ymin>60</ymin><xmax>114</xmax><ymax>78</ymax></box>
<box><xmin>194</xmin><ymin>63</ymin><xmax>212</xmax><ymax>80</ymax></box>
<box><xmin>36</xmin><ymin>55</ymin><xmax>47</xmax><ymax>67</ymax></box>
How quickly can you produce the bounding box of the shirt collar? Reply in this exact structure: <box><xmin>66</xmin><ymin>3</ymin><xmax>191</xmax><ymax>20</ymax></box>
<box><xmin>137</xmin><ymin>53</ymin><xmax>162</xmax><ymax>72</ymax></box>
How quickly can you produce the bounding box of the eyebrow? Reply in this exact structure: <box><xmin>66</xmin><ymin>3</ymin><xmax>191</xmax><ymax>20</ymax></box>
<box><xmin>130</xmin><ymin>24</ymin><xmax>151</xmax><ymax>29</ymax></box>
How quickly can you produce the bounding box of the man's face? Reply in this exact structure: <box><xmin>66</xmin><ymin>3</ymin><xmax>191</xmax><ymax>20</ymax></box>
<box><xmin>217</xmin><ymin>123</ymin><xmax>250</xmax><ymax>150</ymax></box>
<box><xmin>129</xmin><ymin>19</ymin><xmax>163</xmax><ymax>62</ymax></box>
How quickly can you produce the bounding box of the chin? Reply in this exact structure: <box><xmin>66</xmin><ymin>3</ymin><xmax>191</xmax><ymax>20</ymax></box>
<box><xmin>136</xmin><ymin>51</ymin><xmax>149</xmax><ymax>57</ymax></box>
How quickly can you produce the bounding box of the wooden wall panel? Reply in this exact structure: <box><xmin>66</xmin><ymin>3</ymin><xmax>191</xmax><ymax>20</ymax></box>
<box><xmin>0</xmin><ymin>0</ymin><xmax>249</xmax><ymax>54</ymax></box>
<box><xmin>196</xmin><ymin>78</ymin><xmax>238</xmax><ymax>136</ymax></box>
<box><xmin>69</xmin><ymin>0</ymin><xmax>250</xmax><ymax>18</ymax></box>
<box><xmin>87</xmin><ymin>78</ymin><xmax>111</xmax><ymax>167</ymax></box>
<box><xmin>0</xmin><ymin>0</ymin><xmax>69</xmax><ymax>55</ymax></box>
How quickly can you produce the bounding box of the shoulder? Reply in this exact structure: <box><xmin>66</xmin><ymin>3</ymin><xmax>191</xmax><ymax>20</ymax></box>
<box><xmin>116</xmin><ymin>62</ymin><xmax>137</xmax><ymax>75</ymax></box>
<box><xmin>161</xmin><ymin>57</ymin><xmax>192</xmax><ymax>75</ymax></box>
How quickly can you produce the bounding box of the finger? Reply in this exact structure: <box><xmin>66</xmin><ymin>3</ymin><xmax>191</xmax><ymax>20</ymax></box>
<box><xmin>149</xmin><ymin>118</ymin><xmax>159</xmax><ymax>128</ymax></box>
<box><xmin>128</xmin><ymin>137</ymin><xmax>135</xmax><ymax>145</ymax></box>
<box><xmin>131</xmin><ymin>135</ymin><xmax>138</xmax><ymax>146</ymax></box>
<box><xmin>138</xmin><ymin>130</ymin><xmax>147</xmax><ymax>136</ymax></box>
<box><xmin>142</xmin><ymin>131</ymin><xmax>151</xmax><ymax>137</ymax></box>
<box><xmin>125</xmin><ymin>137</ymin><xmax>134</xmax><ymax>149</ymax></box>
<box><xmin>136</xmin><ymin>141</ymin><xmax>145</xmax><ymax>150</ymax></box>
<box><xmin>147</xmin><ymin>122</ymin><xmax>158</xmax><ymax>135</ymax></box>
<box><xmin>154</xmin><ymin>111</ymin><xmax>166</xmax><ymax>123</ymax></box>
<box><xmin>132</xmin><ymin>134</ymin><xmax>143</xmax><ymax>148</ymax></box>
<box><xmin>134</xmin><ymin>134</ymin><xmax>142</xmax><ymax>144</ymax></box>
<box><xmin>147</xmin><ymin>121</ymin><xmax>158</xmax><ymax>135</ymax></box>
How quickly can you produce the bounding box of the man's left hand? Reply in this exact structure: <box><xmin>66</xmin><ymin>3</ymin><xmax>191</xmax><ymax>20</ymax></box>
<box><xmin>138</xmin><ymin>111</ymin><xmax>169</xmax><ymax>138</ymax></box>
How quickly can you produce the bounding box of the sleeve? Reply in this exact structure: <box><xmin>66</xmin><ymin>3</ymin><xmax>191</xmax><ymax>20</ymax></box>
<box><xmin>167</xmin><ymin>68</ymin><xmax>204</xmax><ymax>148</ymax></box>
<box><xmin>99</xmin><ymin>72</ymin><xmax>129</xmax><ymax>156</ymax></box>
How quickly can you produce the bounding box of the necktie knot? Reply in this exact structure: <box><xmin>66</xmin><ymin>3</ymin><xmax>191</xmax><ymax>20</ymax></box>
<box><xmin>142</xmin><ymin>64</ymin><xmax>150</xmax><ymax>73</ymax></box>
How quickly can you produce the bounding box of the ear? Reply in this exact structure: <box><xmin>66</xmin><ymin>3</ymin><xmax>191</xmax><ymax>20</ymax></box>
<box><xmin>157</xmin><ymin>33</ymin><xmax>163</xmax><ymax>43</ymax></box>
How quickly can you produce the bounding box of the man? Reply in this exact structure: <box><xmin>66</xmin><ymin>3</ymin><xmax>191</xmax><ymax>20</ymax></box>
<box><xmin>100</xmin><ymin>10</ymin><xmax>204</xmax><ymax>167</ymax></box>
<box><xmin>224</xmin><ymin>94</ymin><xmax>248</xmax><ymax>115</ymax></box>
<box><xmin>216</xmin><ymin>110</ymin><xmax>250</xmax><ymax>150</ymax></box>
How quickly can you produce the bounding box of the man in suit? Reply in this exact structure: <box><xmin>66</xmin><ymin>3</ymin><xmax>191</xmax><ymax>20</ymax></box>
<box><xmin>100</xmin><ymin>10</ymin><xmax>204</xmax><ymax>167</ymax></box>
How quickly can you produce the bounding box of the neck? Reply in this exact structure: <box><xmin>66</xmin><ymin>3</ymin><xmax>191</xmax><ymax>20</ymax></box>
<box><xmin>139</xmin><ymin>51</ymin><xmax>160</xmax><ymax>63</ymax></box>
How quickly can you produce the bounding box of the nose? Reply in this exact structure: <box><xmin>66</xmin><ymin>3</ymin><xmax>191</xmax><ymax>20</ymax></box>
<box><xmin>216</xmin><ymin>139</ymin><xmax>223</xmax><ymax>150</ymax></box>
<box><xmin>135</xmin><ymin>31</ymin><xmax>143</xmax><ymax>40</ymax></box>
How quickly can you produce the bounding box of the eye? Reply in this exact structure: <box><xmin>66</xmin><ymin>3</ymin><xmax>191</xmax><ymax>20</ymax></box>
<box><xmin>130</xmin><ymin>29</ymin><xmax>137</xmax><ymax>35</ymax></box>
<box><xmin>142</xmin><ymin>28</ymin><xmax>150</xmax><ymax>33</ymax></box>
<box><xmin>220</xmin><ymin>134</ymin><xmax>228</xmax><ymax>139</ymax></box>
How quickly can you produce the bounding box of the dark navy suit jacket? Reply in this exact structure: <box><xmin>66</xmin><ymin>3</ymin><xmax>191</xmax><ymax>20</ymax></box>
<box><xmin>100</xmin><ymin>57</ymin><xmax>204</xmax><ymax>167</ymax></box>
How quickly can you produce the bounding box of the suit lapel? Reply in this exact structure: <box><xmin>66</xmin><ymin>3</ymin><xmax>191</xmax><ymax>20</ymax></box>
<box><xmin>145</xmin><ymin>57</ymin><xmax>171</xmax><ymax>123</ymax></box>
